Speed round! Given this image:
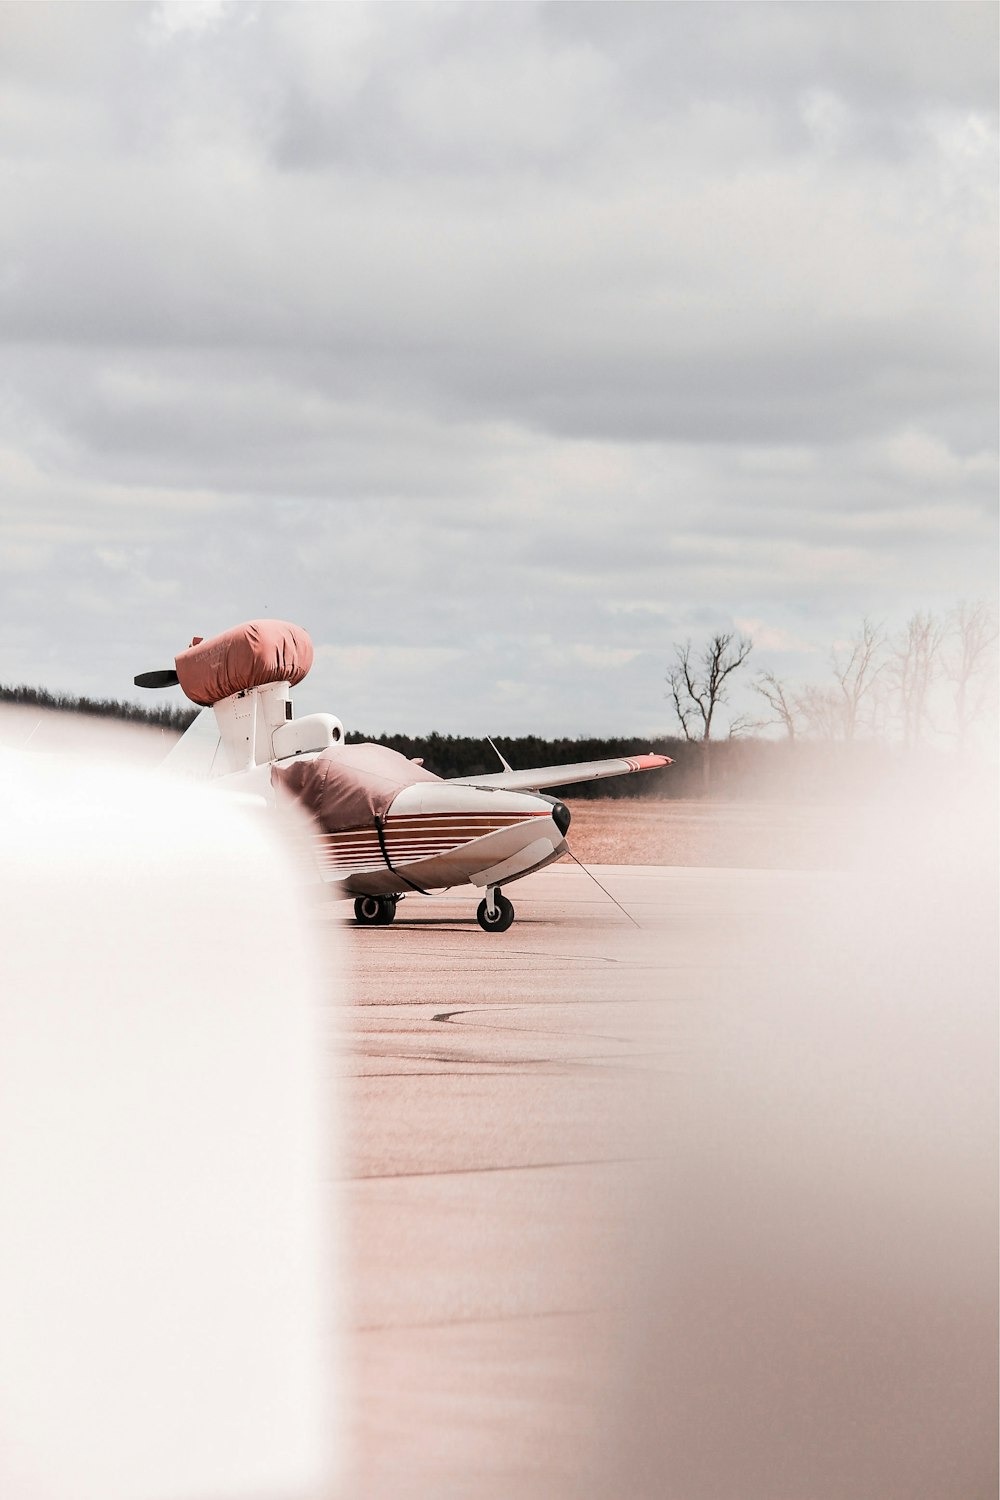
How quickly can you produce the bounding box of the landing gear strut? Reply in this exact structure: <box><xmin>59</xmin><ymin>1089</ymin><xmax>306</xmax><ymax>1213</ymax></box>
<box><xmin>476</xmin><ymin>887</ymin><xmax>514</xmax><ymax>932</ymax></box>
<box><xmin>354</xmin><ymin>895</ymin><xmax>398</xmax><ymax>926</ymax></box>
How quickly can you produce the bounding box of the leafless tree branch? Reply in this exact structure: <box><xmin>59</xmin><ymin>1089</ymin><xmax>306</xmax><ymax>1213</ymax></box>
<box><xmin>891</xmin><ymin>610</ymin><xmax>947</xmax><ymax>749</ymax></box>
<box><xmin>666</xmin><ymin>633</ymin><xmax>754</xmax><ymax>742</ymax></box>
<box><xmin>666</xmin><ymin>632</ymin><xmax>753</xmax><ymax>789</ymax></box>
<box><xmin>751</xmin><ymin>671</ymin><xmax>798</xmax><ymax>741</ymax></box>
<box><xmin>831</xmin><ymin>617</ymin><xmax>887</xmax><ymax>741</ymax></box>
<box><xmin>947</xmin><ymin>601</ymin><xmax>998</xmax><ymax>748</ymax></box>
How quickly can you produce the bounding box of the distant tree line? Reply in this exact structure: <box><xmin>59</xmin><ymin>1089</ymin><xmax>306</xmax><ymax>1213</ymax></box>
<box><xmin>4</xmin><ymin>599</ymin><xmax>994</xmax><ymax>801</ymax></box>
<box><xmin>0</xmin><ymin>683</ymin><xmax>198</xmax><ymax>733</ymax></box>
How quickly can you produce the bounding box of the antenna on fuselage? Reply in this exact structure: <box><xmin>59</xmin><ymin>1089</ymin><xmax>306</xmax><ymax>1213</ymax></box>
<box><xmin>486</xmin><ymin>737</ymin><xmax>513</xmax><ymax>773</ymax></box>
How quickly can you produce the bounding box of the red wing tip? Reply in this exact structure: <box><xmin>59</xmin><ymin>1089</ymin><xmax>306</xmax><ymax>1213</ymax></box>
<box><xmin>626</xmin><ymin>754</ymin><xmax>673</xmax><ymax>771</ymax></box>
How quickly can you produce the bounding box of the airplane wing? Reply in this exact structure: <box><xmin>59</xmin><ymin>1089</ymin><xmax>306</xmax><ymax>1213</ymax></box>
<box><xmin>448</xmin><ymin>752</ymin><xmax>671</xmax><ymax>793</ymax></box>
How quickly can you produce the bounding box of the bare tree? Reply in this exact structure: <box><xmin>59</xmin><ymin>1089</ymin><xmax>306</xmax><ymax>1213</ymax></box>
<box><xmin>667</xmin><ymin>632</ymin><xmax>753</xmax><ymax>790</ymax></box>
<box><xmin>891</xmin><ymin>610</ymin><xmax>947</xmax><ymax>749</ymax></box>
<box><xmin>831</xmin><ymin>617</ymin><xmax>887</xmax><ymax>742</ymax></box>
<box><xmin>751</xmin><ymin>671</ymin><xmax>798</xmax><ymax>741</ymax></box>
<box><xmin>780</xmin><ymin>619</ymin><xmax>887</xmax><ymax>743</ymax></box>
<box><xmin>947</xmin><ymin>601</ymin><xmax>998</xmax><ymax>749</ymax></box>
<box><xmin>794</xmin><ymin>683</ymin><xmax>845</xmax><ymax>741</ymax></box>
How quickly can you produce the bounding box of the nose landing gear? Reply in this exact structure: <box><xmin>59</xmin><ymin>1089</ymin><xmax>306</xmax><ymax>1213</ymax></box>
<box><xmin>354</xmin><ymin>894</ymin><xmax>398</xmax><ymax>926</ymax></box>
<box><xmin>476</xmin><ymin>887</ymin><xmax>515</xmax><ymax>932</ymax></box>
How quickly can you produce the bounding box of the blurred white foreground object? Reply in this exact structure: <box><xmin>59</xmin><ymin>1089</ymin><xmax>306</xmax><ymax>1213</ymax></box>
<box><xmin>599</xmin><ymin>792</ymin><xmax>998</xmax><ymax>1499</ymax></box>
<box><xmin>0</xmin><ymin>749</ymin><xmax>339</xmax><ymax>1500</ymax></box>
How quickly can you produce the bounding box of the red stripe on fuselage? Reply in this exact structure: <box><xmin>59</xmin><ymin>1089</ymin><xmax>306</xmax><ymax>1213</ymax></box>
<box><xmin>311</xmin><ymin>808</ymin><xmax>555</xmax><ymax>873</ymax></box>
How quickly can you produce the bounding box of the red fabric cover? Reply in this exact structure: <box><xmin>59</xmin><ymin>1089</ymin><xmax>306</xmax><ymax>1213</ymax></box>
<box><xmin>175</xmin><ymin>620</ymin><xmax>314</xmax><ymax>706</ymax></box>
<box><xmin>272</xmin><ymin>744</ymin><xmax>441</xmax><ymax>833</ymax></box>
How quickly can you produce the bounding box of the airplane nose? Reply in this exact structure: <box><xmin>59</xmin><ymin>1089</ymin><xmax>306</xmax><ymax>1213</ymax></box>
<box><xmin>551</xmin><ymin>800</ymin><xmax>571</xmax><ymax>837</ymax></box>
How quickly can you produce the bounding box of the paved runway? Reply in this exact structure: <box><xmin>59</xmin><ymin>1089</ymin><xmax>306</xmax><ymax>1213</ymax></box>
<box><xmin>320</xmin><ymin>863</ymin><xmax>821</xmax><ymax>1499</ymax></box>
<box><xmin>316</xmin><ymin>851</ymin><xmax>996</xmax><ymax>1500</ymax></box>
<box><xmin>328</xmin><ymin>865</ymin><xmax>662</xmax><ymax>1500</ymax></box>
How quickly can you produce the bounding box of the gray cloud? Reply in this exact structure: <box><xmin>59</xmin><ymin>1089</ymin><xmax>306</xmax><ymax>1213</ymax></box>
<box><xmin>0</xmin><ymin>1</ymin><xmax>995</xmax><ymax>734</ymax></box>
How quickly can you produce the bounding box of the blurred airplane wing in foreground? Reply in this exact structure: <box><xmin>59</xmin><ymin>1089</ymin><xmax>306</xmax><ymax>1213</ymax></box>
<box><xmin>0</xmin><ymin>750</ymin><xmax>340</xmax><ymax>1500</ymax></box>
<box><xmin>161</xmin><ymin>706</ymin><xmax>225</xmax><ymax>778</ymax></box>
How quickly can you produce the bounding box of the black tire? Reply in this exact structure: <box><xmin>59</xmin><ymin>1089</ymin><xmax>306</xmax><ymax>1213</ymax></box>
<box><xmin>477</xmin><ymin>893</ymin><xmax>514</xmax><ymax>932</ymax></box>
<box><xmin>354</xmin><ymin>895</ymin><xmax>397</xmax><ymax>926</ymax></box>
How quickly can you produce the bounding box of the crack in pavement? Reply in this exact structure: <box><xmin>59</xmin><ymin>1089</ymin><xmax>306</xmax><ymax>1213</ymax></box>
<box><xmin>346</xmin><ymin>1156</ymin><xmax>645</xmax><ymax>1181</ymax></box>
<box><xmin>353</xmin><ymin>1306</ymin><xmax>594</xmax><ymax>1334</ymax></box>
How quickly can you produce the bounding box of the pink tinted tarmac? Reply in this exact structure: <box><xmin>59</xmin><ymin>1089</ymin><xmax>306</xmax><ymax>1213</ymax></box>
<box><xmin>320</xmin><ymin>850</ymin><xmax>996</xmax><ymax>1500</ymax></box>
<box><xmin>322</xmin><ymin>861</ymin><xmax>816</xmax><ymax>1500</ymax></box>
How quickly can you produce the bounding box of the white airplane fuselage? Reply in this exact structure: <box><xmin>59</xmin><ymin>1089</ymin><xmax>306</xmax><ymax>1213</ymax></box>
<box><xmin>219</xmin><ymin>752</ymin><xmax>569</xmax><ymax>900</ymax></box>
<box><xmin>325</xmin><ymin>779</ymin><xmax>569</xmax><ymax>898</ymax></box>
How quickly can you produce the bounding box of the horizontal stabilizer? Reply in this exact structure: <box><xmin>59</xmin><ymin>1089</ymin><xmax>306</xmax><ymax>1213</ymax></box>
<box><xmin>448</xmin><ymin>752</ymin><xmax>671</xmax><ymax>793</ymax></box>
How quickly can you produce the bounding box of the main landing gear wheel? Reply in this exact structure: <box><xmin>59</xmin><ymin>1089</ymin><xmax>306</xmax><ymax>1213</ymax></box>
<box><xmin>476</xmin><ymin>891</ymin><xmax>515</xmax><ymax>932</ymax></box>
<box><xmin>354</xmin><ymin>895</ymin><xmax>397</xmax><ymax>926</ymax></box>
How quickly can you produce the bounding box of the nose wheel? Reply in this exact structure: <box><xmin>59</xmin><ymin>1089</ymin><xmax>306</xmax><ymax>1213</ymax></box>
<box><xmin>354</xmin><ymin>895</ymin><xmax>398</xmax><ymax>926</ymax></box>
<box><xmin>477</xmin><ymin>888</ymin><xmax>514</xmax><ymax>932</ymax></box>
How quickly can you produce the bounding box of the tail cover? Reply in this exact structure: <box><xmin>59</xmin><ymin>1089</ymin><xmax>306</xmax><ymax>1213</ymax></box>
<box><xmin>175</xmin><ymin>620</ymin><xmax>314</xmax><ymax>706</ymax></box>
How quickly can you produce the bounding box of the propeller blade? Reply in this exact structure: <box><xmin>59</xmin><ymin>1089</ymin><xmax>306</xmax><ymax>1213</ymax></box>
<box><xmin>134</xmin><ymin>669</ymin><xmax>180</xmax><ymax>690</ymax></box>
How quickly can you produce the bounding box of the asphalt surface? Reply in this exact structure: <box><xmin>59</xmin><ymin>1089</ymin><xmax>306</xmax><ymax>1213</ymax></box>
<box><xmin>330</xmin><ymin>865</ymin><xmax>673</xmax><ymax>1500</ymax></box>
<box><xmin>316</xmin><ymin>853</ymin><xmax>996</xmax><ymax>1500</ymax></box>
<box><xmin>320</xmin><ymin>863</ymin><xmax>806</xmax><ymax>1499</ymax></box>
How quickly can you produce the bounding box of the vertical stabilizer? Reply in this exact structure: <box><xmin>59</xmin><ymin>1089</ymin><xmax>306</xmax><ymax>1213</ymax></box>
<box><xmin>212</xmin><ymin>682</ymin><xmax>292</xmax><ymax>773</ymax></box>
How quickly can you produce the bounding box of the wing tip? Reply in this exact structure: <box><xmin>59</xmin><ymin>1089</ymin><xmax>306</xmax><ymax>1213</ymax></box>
<box><xmin>627</xmin><ymin>753</ymin><xmax>673</xmax><ymax>771</ymax></box>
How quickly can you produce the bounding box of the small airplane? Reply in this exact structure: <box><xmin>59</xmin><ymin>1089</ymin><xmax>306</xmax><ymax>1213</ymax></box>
<box><xmin>136</xmin><ymin>620</ymin><xmax>671</xmax><ymax>932</ymax></box>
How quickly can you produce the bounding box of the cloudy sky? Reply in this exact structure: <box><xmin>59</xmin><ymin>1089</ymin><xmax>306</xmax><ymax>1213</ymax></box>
<box><xmin>1</xmin><ymin>1</ymin><xmax>996</xmax><ymax>736</ymax></box>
